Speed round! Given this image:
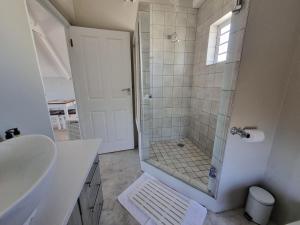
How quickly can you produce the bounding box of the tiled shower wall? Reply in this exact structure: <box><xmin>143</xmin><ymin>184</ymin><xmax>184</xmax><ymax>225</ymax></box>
<box><xmin>149</xmin><ymin>3</ymin><xmax>197</xmax><ymax>141</ymax></box>
<box><xmin>189</xmin><ymin>0</ymin><xmax>236</xmax><ymax>157</ymax></box>
<box><xmin>190</xmin><ymin>0</ymin><xmax>250</xmax><ymax>195</ymax></box>
<box><xmin>139</xmin><ymin>0</ymin><xmax>250</xmax><ymax>196</ymax></box>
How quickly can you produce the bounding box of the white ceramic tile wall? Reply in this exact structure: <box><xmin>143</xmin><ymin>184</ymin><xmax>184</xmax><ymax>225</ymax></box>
<box><xmin>189</xmin><ymin>0</ymin><xmax>250</xmax><ymax>196</ymax></box>
<box><xmin>148</xmin><ymin>3</ymin><xmax>197</xmax><ymax>142</ymax></box>
<box><xmin>139</xmin><ymin>0</ymin><xmax>250</xmax><ymax>197</ymax></box>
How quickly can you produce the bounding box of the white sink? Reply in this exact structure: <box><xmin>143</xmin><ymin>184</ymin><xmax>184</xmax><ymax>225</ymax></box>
<box><xmin>0</xmin><ymin>135</ymin><xmax>57</xmax><ymax>225</ymax></box>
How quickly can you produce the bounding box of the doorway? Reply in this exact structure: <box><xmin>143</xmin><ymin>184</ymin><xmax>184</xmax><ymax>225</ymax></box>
<box><xmin>26</xmin><ymin>0</ymin><xmax>135</xmax><ymax>153</ymax></box>
<box><xmin>27</xmin><ymin>0</ymin><xmax>81</xmax><ymax>142</ymax></box>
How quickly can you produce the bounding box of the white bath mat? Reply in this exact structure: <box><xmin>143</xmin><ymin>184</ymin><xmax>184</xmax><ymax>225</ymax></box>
<box><xmin>118</xmin><ymin>173</ymin><xmax>207</xmax><ymax>225</ymax></box>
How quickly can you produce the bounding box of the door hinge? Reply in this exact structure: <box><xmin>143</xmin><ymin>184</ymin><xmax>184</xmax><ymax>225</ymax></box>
<box><xmin>70</xmin><ymin>38</ymin><xmax>74</xmax><ymax>47</ymax></box>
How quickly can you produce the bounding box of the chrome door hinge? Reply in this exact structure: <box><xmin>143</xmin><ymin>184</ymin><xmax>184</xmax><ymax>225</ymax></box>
<box><xmin>232</xmin><ymin>0</ymin><xmax>243</xmax><ymax>13</ymax></box>
<box><xmin>70</xmin><ymin>39</ymin><xmax>74</xmax><ymax>47</ymax></box>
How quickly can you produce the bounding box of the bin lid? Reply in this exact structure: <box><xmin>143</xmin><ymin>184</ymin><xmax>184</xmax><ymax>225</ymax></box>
<box><xmin>249</xmin><ymin>186</ymin><xmax>275</xmax><ymax>206</ymax></box>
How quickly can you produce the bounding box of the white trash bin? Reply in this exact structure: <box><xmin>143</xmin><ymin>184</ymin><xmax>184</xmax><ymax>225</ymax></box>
<box><xmin>245</xmin><ymin>186</ymin><xmax>275</xmax><ymax>225</ymax></box>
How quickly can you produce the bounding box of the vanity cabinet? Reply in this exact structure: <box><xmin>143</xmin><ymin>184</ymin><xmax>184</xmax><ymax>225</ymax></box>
<box><xmin>67</xmin><ymin>202</ymin><xmax>83</xmax><ymax>225</ymax></box>
<box><xmin>67</xmin><ymin>156</ymin><xmax>103</xmax><ymax>225</ymax></box>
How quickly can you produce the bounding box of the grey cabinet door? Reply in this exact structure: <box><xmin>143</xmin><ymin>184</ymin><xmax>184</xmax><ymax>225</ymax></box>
<box><xmin>67</xmin><ymin>201</ymin><xmax>83</xmax><ymax>225</ymax></box>
<box><xmin>79</xmin><ymin>157</ymin><xmax>103</xmax><ymax>225</ymax></box>
<box><xmin>67</xmin><ymin>156</ymin><xmax>103</xmax><ymax>225</ymax></box>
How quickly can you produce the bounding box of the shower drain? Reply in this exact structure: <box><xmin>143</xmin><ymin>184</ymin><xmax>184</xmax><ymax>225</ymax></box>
<box><xmin>177</xmin><ymin>143</ymin><xmax>184</xmax><ymax>147</ymax></box>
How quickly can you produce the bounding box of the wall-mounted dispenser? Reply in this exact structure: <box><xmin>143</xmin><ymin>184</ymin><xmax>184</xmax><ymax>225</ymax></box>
<box><xmin>230</xmin><ymin>127</ymin><xmax>265</xmax><ymax>142</ymax></box>
<box><xmin>5</xmin><ymin>128</ymin><xmax>21</xmax><ymax>140</ymax></box>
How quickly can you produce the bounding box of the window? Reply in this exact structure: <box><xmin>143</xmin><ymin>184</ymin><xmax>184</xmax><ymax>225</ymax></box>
<box><xmin>215</xmin><ymin>21</ymin><xmax>231</xmax><ymax>63</ymax></box>
<box><xmin>206</xmin><ymin>12</ymin><xmax>232</xmax><ymax>65</ymax></box>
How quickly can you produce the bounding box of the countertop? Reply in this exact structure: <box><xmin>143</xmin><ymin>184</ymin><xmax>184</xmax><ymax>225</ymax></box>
<box><xmin>31</xmin><ymin>139</ymin><xmax>101</xmax><ymax>225</ymax></box>
<box><xmin>287</xmin><ymin>222</ymin><xmax>300</xmax><ymax>225</ymax></box>
<box><xmin>48</xmin><ymin>99</ymin><xmax>76</xmax><ymax>104</ymax></box>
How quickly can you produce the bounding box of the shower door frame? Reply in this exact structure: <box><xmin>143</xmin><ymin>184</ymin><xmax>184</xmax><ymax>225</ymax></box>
<box><xmin>135</xmin><ymin>9</ymin><xmax>220</xmax><ymax>213</ymax></box>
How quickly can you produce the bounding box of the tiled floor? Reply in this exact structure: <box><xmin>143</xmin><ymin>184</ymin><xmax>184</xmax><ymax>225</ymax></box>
<box><xmin>98</xmin><ymin>149</ymin><xmax>275</xmax><ymax>225</ymax></box>
<box><xmin>99</xmin><ymin>149</ymin><xmax>142</xmax><ymax>225</ymax></box>
<box><xmin>147</xmin><ymin>138</ymin><xmax>211</xmax><ymax>192</ymax></box>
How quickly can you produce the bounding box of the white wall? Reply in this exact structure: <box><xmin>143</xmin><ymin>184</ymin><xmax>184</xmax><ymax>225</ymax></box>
<box><xmin>217</xmin><ymin>0</ymin><xmax>300</xmax><ymax>211</ymax></box>
<box><xmin>0</xmin><ymin>0</ymin><xmax>53</xmax><ymax>139</ymax></box>
<box><xmin>50</xmin><ymin>0</ymin><xmax>193</xmax><ymax>32</ymax></box>
<box><xmin>43</xmin><ymin>78</ymin><xmax>75</xmax><ymax>101</ymax></box>
<box><xmin>264</xmin><ymin>33</ymin><xmax>300</xmax><ymax>225</ymax></box>
<box><xmin>49</xmin><ymin>0</ymin><xmax>75</xmax><ymax>24</ymax></box>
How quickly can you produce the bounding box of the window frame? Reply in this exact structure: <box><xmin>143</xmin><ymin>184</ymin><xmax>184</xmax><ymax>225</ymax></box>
<box><xmin>214</xmin><ymin>19</ymin><xmax>231</xmax><ymax>63</ymax></box>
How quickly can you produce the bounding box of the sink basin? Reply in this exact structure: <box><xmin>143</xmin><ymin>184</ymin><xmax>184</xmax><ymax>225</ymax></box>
<box><xmin>0</xmin><ymin>135</ymin><xmax>57</xmax><ymax>225</ymax></box>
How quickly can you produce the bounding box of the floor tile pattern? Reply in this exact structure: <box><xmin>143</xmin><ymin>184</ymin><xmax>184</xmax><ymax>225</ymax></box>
<box><xmin>147</xmin><ymin>138</ymin><xmax>211</xmax><ymax>192</ymax></box>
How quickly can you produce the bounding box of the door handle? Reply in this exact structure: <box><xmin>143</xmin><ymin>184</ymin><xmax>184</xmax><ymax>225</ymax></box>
<box><xmin>121</xmin><ymin>88</ymin><xmax>131</xmax><ymax>94</ymax></box>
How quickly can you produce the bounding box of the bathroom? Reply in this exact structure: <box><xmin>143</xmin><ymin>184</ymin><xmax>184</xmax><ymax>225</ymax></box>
<box><xmin>0</xmin><ymin>0</ymin><xmax>300</xmax><ymax>225</ymax></box>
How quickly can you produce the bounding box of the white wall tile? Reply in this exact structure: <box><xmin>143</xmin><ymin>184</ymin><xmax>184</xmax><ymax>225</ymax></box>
<box><xmin>163</xmin><ymin>65</ymin><xmax>174</xmax><ymax>75</ymax></box>
<box><xmin>153</xmin><ymin>75</ymin><xmax>163</xmax><ymax>87</ymax></box>
<box><xmin>163</xmin><ymin>87</ymin><xmax>173</xmax><ymax>97</ymax></box>
<box><xmin>164</xmin><ymin>40</ymin><xmax>175</xmax><ymax>52</ymax></box>
<box><xmin>174</xmin><ymin>53</ymin><xmax>185</xmax><ymax>64</ymax></box>
<box><xmin>163</xmin><ymin>76</ymin><xmax>173</xmax><ymax>86</ymax></box>
<box><xmin>174</xmin><ymin>75</ymin><xmax>184</xmax><ymax>86</ymax></box>
<box><xmin>223</xmin><ymin>62</ymin><xmax>239</xmax><ymax>90</ymax></box>
<box><xmin>174</xmin><ymin>65</ymin><xmax>184</xmax><ymax>75</ymax></box>
<box><xmin>164</xmin><ymin>52</ymin><xmax>175</xmax><ymax>64</ymax></box>
<box><xmin>152</xmin><ymin>12</ymin><xmax>165</xmax><ymax>25</ymax></box>
<box><xmin>152</xmin><ymin>25</ymin><xmax>164</xmax><ymax>38</ymax></box>
<box><xmin>186</xmin><ymin>28</ymin><xmax>196</xmax><ymax>40</ymax></box>
<box><xmin>152</xmin><ymin>63</ymin><xmax>163</xmax><ymax>75</ymax></box>
<box><xmin>175</xmin><ymin>41</ymin><xmax>185</xmax><ymax>52</ymax></box>
<box><xmin>176</xmin><ymin>27</ymin><xmax>187</xmax><ymax>40</ymax></box>
<box><xmin>152</xmin><ymin>51</ymin><xmax>163</xmax><ymax>64</ymax></box>
<box><xmin>187</xmin><ymin>14</ymin><xmax>197</xmax><ymax>27</ymax></box>
<box><xmin>165</xmin><ymin>12</ymin><xmax>176</xmax><ymax>26</ymax></box>
<box><xmin>176</xmin><ymin>13</ymin><xmax>188</xmax><ymax>27</ymax></box>
<box><xmin>152</xmin><ymin>38</ymin><xmax>163</xmax><ymax>51</ymax></box>
<box><xmin>185</xmin><ymin>41</ymin><xmax>195</xmax><ymax>52</ymax></box>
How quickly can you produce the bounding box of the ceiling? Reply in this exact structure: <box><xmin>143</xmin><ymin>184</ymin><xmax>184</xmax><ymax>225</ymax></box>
<box><xmin>50</xmin><ymin>0</ymin><xmax>139</xmax><ymax>31</ymax></box>
<box><xmin>49</xmin><ymin>0</ymin><xmax>197</xmax><ymax>32</ymax></box>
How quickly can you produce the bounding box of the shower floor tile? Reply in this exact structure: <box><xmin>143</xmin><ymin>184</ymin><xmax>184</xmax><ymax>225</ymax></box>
<box><xmin>147</xmin><ymin>138</ymin><xmax>211</xmax><ymax>193</ymax></box>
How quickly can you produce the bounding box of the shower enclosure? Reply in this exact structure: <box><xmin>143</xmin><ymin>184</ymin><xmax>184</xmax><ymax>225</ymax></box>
<box><xmin>136</xmin><ymin>0</ymin><xmax>249</xmax><ymax>199</ymax></box>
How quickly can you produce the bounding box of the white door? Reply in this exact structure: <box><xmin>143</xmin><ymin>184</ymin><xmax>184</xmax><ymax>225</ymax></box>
<box><xmin>69</xmin><ymin>26</ymin><xmax>134</xmax><ymax>153</ymax></box>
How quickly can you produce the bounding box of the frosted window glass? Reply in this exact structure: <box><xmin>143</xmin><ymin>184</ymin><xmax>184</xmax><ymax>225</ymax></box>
<box><xmin>217</xmin><ymin>53</ymin><xmax>227</xmax><ymax>62</ymax></box>
<box><xmin>218</xmin><ymin>43</ymin><xmax>228</xmax><ymax>54</ymax></box>
<box><xmin>221</xmin><ymin>24</ymin><xmax>231</xmax><ymax>34</ymax></box>
<box><xmin>220</xmin><ymin>32</ymin><xmax>230</xmax><ymax>44</ymax></box>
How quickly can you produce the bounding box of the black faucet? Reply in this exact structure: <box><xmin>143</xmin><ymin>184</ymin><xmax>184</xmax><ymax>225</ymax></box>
<box><xmin>5</xmin><ymin>128</ymin><xmax>20</xmax><ymax>140</ymax></box>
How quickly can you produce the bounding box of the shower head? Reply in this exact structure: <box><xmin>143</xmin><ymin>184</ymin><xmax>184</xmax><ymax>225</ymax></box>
<box><xmin>167</xmin><ymin>32</ymin><xmax>180</xmax><ymax>43</ymax></box>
